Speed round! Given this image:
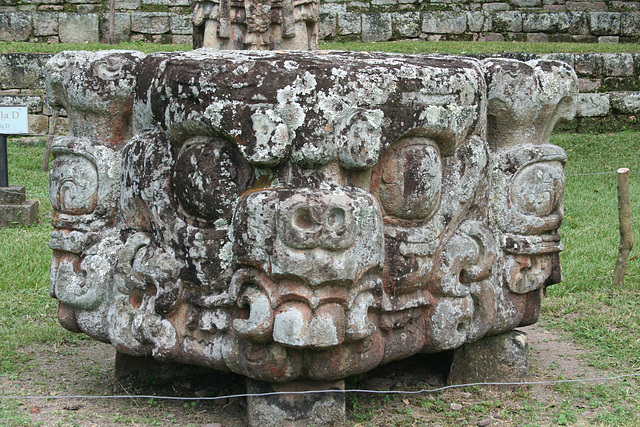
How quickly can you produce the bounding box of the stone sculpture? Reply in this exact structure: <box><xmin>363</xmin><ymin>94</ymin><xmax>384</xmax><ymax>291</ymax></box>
<box><xmin>46</xmin><ymin>49</ymin><xmax>577</xmax><ymax>426</ymax></box>
<box><xmin>192</xmin><ymin>0</ymin><xmax>319</xmax><ymax>50</ymax></box>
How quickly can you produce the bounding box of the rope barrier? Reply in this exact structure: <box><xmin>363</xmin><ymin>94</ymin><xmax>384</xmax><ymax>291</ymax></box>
<box><xmin>1</xmin><ymin>373</ymin><xmax>639</xmax><ymax>401</ymax></box>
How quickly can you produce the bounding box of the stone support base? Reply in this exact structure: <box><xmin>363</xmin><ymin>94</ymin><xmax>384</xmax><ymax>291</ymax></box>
<box><xmin>0</xmin><ymin>185</ymin><xmax>39</xmax><ymax>227</ymax></box>
<box><xmin>447</xmin><ymin>330</ymin><xmax>530</xmax><ymax>386</ymax></box>
<box><xmin>246</xmin><ymin>379</ymin><xmax>346</xmax><ymax>427</ymax></box>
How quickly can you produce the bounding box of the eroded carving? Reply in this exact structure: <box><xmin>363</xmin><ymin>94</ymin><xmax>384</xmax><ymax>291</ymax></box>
<box><xmin>46</xmin><ymin>50</ymin><xmax>577</xmax><ymax>383</ymax></box>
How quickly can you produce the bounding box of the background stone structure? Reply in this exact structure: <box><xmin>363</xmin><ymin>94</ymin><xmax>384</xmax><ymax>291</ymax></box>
<box><xmin>1</xmin><ymin>51</ymin><xmax>637</xmax><ymax>137</ymax></box>
<box><xmin>0</xmin><ymin>0</ymin><xmax>638</xmax><ymax>44</ymax></box>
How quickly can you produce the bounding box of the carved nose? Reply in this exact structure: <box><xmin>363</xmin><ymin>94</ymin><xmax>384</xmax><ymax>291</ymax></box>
<box><xmin>279</xmin><ymin>200</ymin><xmax>356</xmax><ymax>250</ymax></box>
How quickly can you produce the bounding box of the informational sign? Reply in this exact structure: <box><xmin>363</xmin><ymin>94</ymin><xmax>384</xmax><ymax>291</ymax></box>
<box><xmin>0</xmin><ymin>106</ymin><xmax>29</xmax><ymax>135</ymax></box>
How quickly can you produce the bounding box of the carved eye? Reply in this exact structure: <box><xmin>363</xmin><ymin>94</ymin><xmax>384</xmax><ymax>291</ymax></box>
<box><xmin>173</xmin><ymin>137</ymin><xmax>251</xmax><ymax>225</ymax></box>
<box><xmin>511</xmin><ymin>162</ymin><xmax>563</xmax><ymax>217</ymax></box>
<box><xmin>378</xmin><ymin>138</ymin><xmax>442</xmax><ymax>221</ymax></box>
<box><xmin>49</xmin><ymin>155</ymin><xmax>98</xmax><ymax>215</ymax></box>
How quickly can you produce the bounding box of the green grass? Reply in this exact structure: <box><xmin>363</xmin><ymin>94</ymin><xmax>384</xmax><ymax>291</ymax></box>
<box><xmin>546</xmin><ymin>131</ymin><xmax>640</xmax><ymax>372</ymax></box>
<box><xmin>2</xmin><ymin>40</ymin><xmax>640</xmax><ymax>55</ymax></box>
<box><xmin>320</xmin><ymin>40</ymin><xmax>640</xmax><ymax>55</ymax></box>
<box><xmin>0</xmin><ymin>41</ymin><xmax>191</xmax><ymax>54</ymax></box>
<box><xmin>0</xmin><ymin>140</ymin><xmax>76</xmax><ymax>375</ymax></box>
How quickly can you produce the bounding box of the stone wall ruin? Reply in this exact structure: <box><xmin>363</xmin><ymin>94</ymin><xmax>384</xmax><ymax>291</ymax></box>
<box><xmin>45</xmin><ymin>49</ymin><xmax>577</xmax><ymax>424</ymax></box>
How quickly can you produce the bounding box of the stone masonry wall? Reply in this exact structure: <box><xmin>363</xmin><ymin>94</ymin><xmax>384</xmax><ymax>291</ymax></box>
<box><xmin>0</xmin><ymin>0</ymin><xmax>638</xmax><ymax>44</ymax></box>
<box><xmin>319</xmin><ymin>0</ymin><xmax>640</xmax><ymax>43</ymax></box>
<box><xmin>0</xmin><ymin>0</ymin><xmax>192</xmax><ymax>44</ymax></box>
<box><xmin>1</xmin><ymin>51</ymin><xmax>638</xmax><ymax>136</ymax></box>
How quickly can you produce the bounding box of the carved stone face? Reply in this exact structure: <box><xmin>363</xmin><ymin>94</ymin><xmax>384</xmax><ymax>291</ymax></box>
<box><xmin>46</xmin><ymin>50</ymin><xmax>577</xmax><ymax>381</ymax></box>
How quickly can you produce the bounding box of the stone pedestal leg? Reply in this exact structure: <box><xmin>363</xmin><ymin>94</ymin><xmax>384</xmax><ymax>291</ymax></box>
<box><xmin>447</xmin><ymin>330</ymin><xmax>529</xmax><ymax>386</ymax></box>
<box><xmin>246</xmin><ymin>378</ymin><xmax>345</xmax><ymax>427</ymax></box>
<box><xmin>0</xmin><ymin>185</ymin><xmax>38</xmax><ymax>227</ymax></box>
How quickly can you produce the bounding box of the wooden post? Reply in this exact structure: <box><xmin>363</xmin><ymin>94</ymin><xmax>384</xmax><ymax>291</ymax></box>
<box><xmin>612</xmin><ymin>168</ymin><xmax>633</xmax><ymax>287</ymax></box>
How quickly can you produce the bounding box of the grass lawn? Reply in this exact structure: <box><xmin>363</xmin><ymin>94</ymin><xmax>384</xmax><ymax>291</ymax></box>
<box><xmin>1</xmin><ymin>40</ymin><xmax>640</xmax><ymax>55</ymax></box>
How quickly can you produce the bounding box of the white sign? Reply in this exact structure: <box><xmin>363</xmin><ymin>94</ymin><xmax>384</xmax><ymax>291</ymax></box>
<box><xmin>0</xmin><ymin>106</ymin><xmax>29</xmax><ymax>135</ymax></box>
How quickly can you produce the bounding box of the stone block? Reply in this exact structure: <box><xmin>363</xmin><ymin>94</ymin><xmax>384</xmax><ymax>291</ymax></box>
<box><xmin>510</xmin><ymin>0</ymin><xmax>541</xmax><ymax>6</ymax></box>
<box><xmin>337</xmin><ymin>12</ymin><xmax>361</xmax><ymax>35</ymax></box>
<box><xmin>142</xmin><ymin>0</ymin><xmax>190</xmax><ymax>5</ymax></box>
<box><xmin>362</xmin><ymin>13</ymin><xmax>392</xmax><ymax>42</ymax></box>
<box><xmin>421</xmin><ymin>11</ymin><xmax>467</xmax><ymax>34</ymax></box>
<box><xmin>522</xmin><ymin>12</ymin><xmax>558</xmax><ymax>32</ymax></box>
<box><xmin>115</xmin><ymin>0</ymin><xmax>141</xmax><ymax>10</ymax></box>
<box><xmin>612</xmin><ymin>2</ymin><xmax>640</xmax><ymax>11</ymax></box>
<box><xmin>589</xmin><ymin>12</ymin><xmax>621</xmax><ymax>35</ymax></box>
<box><xmin>131</xmin><ymin>12</ymin><xmax>170</xmax><ymax>34</ymax></box>
<box><xmin>0</xmin><ymin>94</ymin><xmax>43</xmax><ymax>114</ymax></box>
<box><xmin>33</xmin><ymin>12</ymin><xmax>58</xmax><ymax>36</ymax></box>
<box><xmin>0</xmin><ymin>53</ymin><xmax>52</xmax><ymax>90</ymax></box>
<box><xmin>392</xmin><ymin>11</ymin><xmax>420</xmax><ymax>38</ymax></box>
<box><xmin>28</xmin><ymin>114</ymin><xmax>49</xmax><ymax>135</ymax></box>
<box><xmin>246</xmin><ymin>379</ymin><xmax>346</xmax><ymax>427</ymax></box>
<box><xmin>541</xmin><ymin>52</ymin><xmax>575</xmax><ymax>68</ymax></box>
<box><xmin>610</xmin><ymin>91</ymin><xmax>640</xmax><ymax>114</ymax></box>
<box><xmin>574</xmin><ymin>53</ymin><xmax>603</xmax><ymax>76</ymax></box>
<box><xmin>99</xmin><ymin>12</ymin><xmax>131</xmax><ymax>43</ymax></box>
<box><xmin>603</xmin><ymin>53</ymin><xmax>634</xmax><ymax>76</ymax></box>
<box><xmin>319</xmin><ymin>2</ymin><xmax>347</xmax><ymax>15</ymax></box>
<box><xmin>578</xmin><ymin>77</ymin><xmax>602</xmax><ymax>92</ymax></box>
<box><xmin>172</xmin><ymin>34</ymin><xmax>191</xmax><ymax>44</ymax></box>
<box><xmin>557</xmin><ymin>11</ymin><xmax>589</xmax><ymax>34</ymax></box>
<box><xmin>598</xmin><ymin>35</ymin><xmax>619</xmax><ymax>43</ymax></box>
<box><xmin>0</xmin><ymin>185</ymin><xmax>25</xmax><ymax>204</ymax></box>
<box><xmin>319</xmin><ymin>13</ymin><xmax>337</xmax><ymax>39</ymax></box>
<box><xmin>448</xmin><ymin>331</ymin><xmax>530</xmax><ymax>385</ymax></box>
<box><xmin>621</xmin><ymin>13</ymin><xmax>640</xmax><ymax>37</ymax></box>
<box><xmin>58</xmin><ymin>13</ymin><xmax>99</xmax><ymax>43</ymax></box>
<box><xmin>0</xmin><ymin>12</ymin><xmax>32</xmax><ymax>42</ymax></box>
<box><xmin>602</xmin><ymin>76</ymin><xmax>640</xmax><ymax>91</ymax></box>
<box><xmin>493</xmin><ymin>11</ymin><xmax>523</xmax><ymax>33</ymax></box>
<box><xmin>467</xmin><ymin>11</ymin><xmax>492</xmax><ymax>32</ymax></box>
<box><xmin>577</xmin><ymin>93</ymin><xmax>610</xmax><ymax>117</ymax></box>
<box><xmin>483</xmin><ymin>3</ymin><xmax>511</xmax><ymax>12</ymax></box>
<box><xmin>566</xmin><ymin>1</ymin><xmax>608</xmax><ymax>12</ymax></box>
<box><xmin>77</xmin><ymin>4</ymin><xmax>102</xmax><ymax>13</ymax></box>
<box><xmin>170</xmin><ymin>14</ymin><xmax>191</xmax><ymax>35</ymax></box>
<box><xmin>479</xmin><ymin>32</ymin><xmax>505</xmax><ymax>41</ymax></box>
<box><xmin>0</xmin><ymin>199</ymin><xmax>38</xmax><ymax>227</ymax></box>
<box><xmin>526</xmin><ymin>32</ymin><xmax>548</xmax><ymax>42</ymax></box>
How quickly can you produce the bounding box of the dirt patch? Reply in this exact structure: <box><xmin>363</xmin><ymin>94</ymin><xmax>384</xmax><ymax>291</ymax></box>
<box><xmin>0</xmin><ymin>323</ymin><xmax>620</xmax><ymax>426</ymax></box>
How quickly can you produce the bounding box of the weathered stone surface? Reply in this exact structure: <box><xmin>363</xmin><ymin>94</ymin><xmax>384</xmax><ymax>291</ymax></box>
<box><xmin>32</xmin><ymin>12</ymin><xmax>58</xmax><ymax>36</ymax></box>
<box><xmin>45</xmin><ymin>50</ymin><xmax>575</xmax><ymax>425</ymax></box>
<box><xmin>467</xmin><ymin>11</ymin><xmax>492</xmax><ymax>33</ymax></box>
<box><xmin>318</xmin><ymin>13</ymin><xmax>337</xmax><ymax>39</ymax></box>
<box><xmin>448</xmin><ymin>330</ymin><xmax>530</xmax><ymax>385</ymax></box>
<box><xmin>337</xmin><ymin>12</ymin><xmax>361</xmax><ymax>36</ymax></box>
<box><xmin>610</xmin><ymin>91</ymin><xmax>640</xmax><ymax>114</ymax></box>
<box><xmin>193</xmin><ymin>0</ymin><xmax>319</xmax><ymax>50</ymax></box>
<box><xmin>602</xmin><ymin>53</ymin><xmax>634</xmax><ymax>76</ymax></box>
<box><xmin>421</xmin><ymin>11</ymin><xmax>467</xmax><ymax>34</ymax></box>
<box><xmin>493</xmin><ymin>11</ymin><xmax>523</xmax><ymax>32</ymax></box>
<box><xmin>510</xmin><ymin>0</ymin><xmax>540</xmax><ymax>7</ymax></box>
<box><xmin>99</xmin><ymin>12</ymin><xmax>131</xmax><ymax>43</ymax></box>
<box><xmin>577</xmin><ymin>93</ymin><xmax>610</xmax><ymax>117</ymax></box>
<box><xmin>0</xmin><ymin>53</ymin><xmax>52</xmax><ymax>90</ymax></box>
<box><xmin>0</xmin><ymin>185</ymin><xmax>26</xmax><ymax>204</ymax></box>
<box><xmin>130</xmin><ymin>12</ymin><xmax>170</xmax><ymax>34</ymax></box>
<box><xmin>392</xmin><ymin>11</ymin><xmax>420</xmax><ymax>38</ymax></box>
<box><xmin>58</xmin><ymin>13</ymin><xmax>99</xmax><ymax>43</ymax></box>
<box><xmin>574</xmin><ymin>53</ymin><xmax>604</xmax><ymax>76</ymax></box>
<box><xmin>0</xmin><ymin>199</ymin><xmax>39</xmax><ymax>227</ymax></box>
<box><xmin>246</xmin><ymin>379</ymin><xmax>346</xmax><ymax>427</ymax></box>
<box><xmin>0</xmin><ymin>12</ymin><xmax>32</xmax><ymax>42</ymax></box>
<box><xmin>362</xmin><ymin>13</ymin><xmax>392</xmax><ymax>41</ymax></box>
<box><xmin>588</xmin><ymin>12</ymin><xmax>621</xmax><ymax>35</ymax></box>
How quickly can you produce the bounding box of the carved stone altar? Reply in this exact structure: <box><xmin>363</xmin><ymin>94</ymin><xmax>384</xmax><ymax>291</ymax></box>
<box><xmin>46</xmin><ymin>49</ymin><xmax>577</xmax><ymax>425</ymax></box>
